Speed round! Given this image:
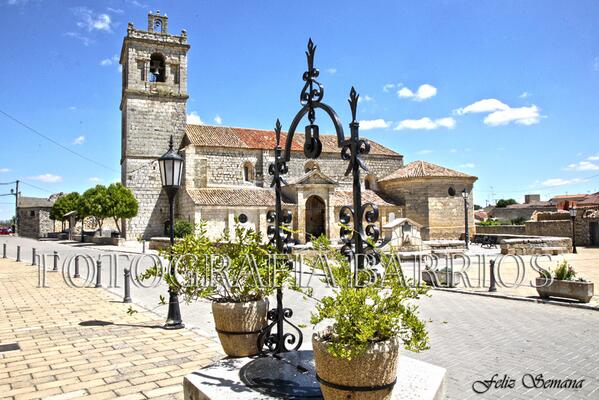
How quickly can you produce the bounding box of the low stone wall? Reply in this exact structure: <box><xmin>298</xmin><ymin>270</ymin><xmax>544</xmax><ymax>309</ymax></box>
<box><xmin>475</xmin><ymin>225</ymin><xmax>526</xmax><ymax>235</ymax></box>
<box><xmin>424</xmin><ymin>240</ymin><xmax>465</xmax><ymax>250</ymax></box>
<box><xmin>149</xmin><ymin>237</ymin><xmax>183</xmax><ymax>250</ymax></box>
<box><xmin>524</xmin><ymin>220</ymin><xmax>571</xmax><ymax>238</ymax></box>
<box><xmin>500</xmin><ymin>237</ymin><xmax>572</xmax><ymax>255</ymax></box>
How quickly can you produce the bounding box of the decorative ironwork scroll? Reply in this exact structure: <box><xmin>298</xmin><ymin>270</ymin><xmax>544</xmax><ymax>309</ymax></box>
<box><xmin>258</xmin><ymin>120</ymin><xmax>302</xmax><ymax>355</ymax></box>
<box><xmin>259</xmin><ymin>38</ymin><xmax>382</xmax><ymax>355</ymax></box>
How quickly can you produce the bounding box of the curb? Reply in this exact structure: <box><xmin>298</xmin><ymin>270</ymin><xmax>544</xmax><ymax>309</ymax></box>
<box><xmin>432</xmin><ymin>286</ymin><xmax>599</xmax><ymax>312</ymax></box>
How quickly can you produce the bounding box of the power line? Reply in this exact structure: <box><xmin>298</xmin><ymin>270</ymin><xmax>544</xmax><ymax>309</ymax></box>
<box><xmin>0</xmin><ymin>108</ymin><xmax>118</xmax><ymax>173</ymax></box>
<box><xmin>20</xmin><ymin>180</ymin><xmax>54</xmax><ymax>194</ymax></box>
<box><xmin>0</xmin><ymin>181</ymin><xmax>17</xmax><ymax>185</ymax></box>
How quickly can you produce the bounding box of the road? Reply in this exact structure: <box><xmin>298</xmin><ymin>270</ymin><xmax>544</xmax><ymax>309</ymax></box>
<box><xmin>1</xmin><ymin>236</ymin><xmax>597</xmax><ymax>399</ymax></box>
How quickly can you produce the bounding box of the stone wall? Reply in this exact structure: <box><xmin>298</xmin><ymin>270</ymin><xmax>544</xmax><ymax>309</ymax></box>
<box><xmin>475</xmin><ymin>225</ymin><xmax>526</xmax><ymax>235</ymax></box>
<box><xmin>17</xmin><ymin>208</ymin><xmax>54</xmax><ymax>239</ymax></box>
<box><xmin>488</xmin><ymin>206</ymin><xmax>554</xmax><ymax>222</ymax></box>
<box><xmin>378</xmin><ymin>177</ymin><xmax>475</xmax><ymax>240</ymax></box>
<box><xmin>524</xmin><ymin>220</ymin><xmax>571</xmax><ymax>238</ymax></box>
<box><xmin>500</xmin><ymin>237</ymin><xmax>572</xmax><ymax>255</ymax></box>
<box><xmin>190</xmin><ymin>148</ymin><xmax>403</xmax><ymax>189</ymax></box>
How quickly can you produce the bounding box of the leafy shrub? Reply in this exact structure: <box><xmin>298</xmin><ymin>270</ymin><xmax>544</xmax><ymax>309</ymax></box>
<box><xmin>496</xmin><ymin>199</ymin><xmax>517</xmax><ymax>208</ymax></box>
<box><xmin>511</xmin><ymin>217</ymin><xmax>527</xmax><ymax>225</ymax></box>
<box><xmin>309</xmin><ymin>236</ymin><xmax>429</xmax><ymax>359</ymax></box>
<box><xmin>142</xmin><ymin>221</ymin><xmax>290</xmax><ymax>303</ymax></box>
<box><xmin>538</xmin><ymin>260</ymin><xmax>585</xmax><ymax>281</ymax></box>
<box><xmin>173</xmin><ymin>219</ymin><xmax>194</xmax><ymax>238</ymax></box>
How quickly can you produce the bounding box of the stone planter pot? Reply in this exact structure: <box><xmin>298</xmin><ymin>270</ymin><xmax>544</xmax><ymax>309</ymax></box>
<box><xmin>312</xmin><ymin>329</ymin><xmax>400</xmax><ymax>400</ymax></box>
<box><xmin>421</xmin><ymin>270</ymin><xmax>460</xmax><ymax>288</ymax></box>
<box><xmin>536</xmin><ymin>278</ymin><xmax>594</xmax><ymax>303</ymax></box>
<box><xmin>211</xmin><ymin>299</ymin><xmax>268</xmax><ymax>357</ymax></box>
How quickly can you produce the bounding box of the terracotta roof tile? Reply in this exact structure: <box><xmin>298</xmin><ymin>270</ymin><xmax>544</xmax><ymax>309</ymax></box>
<box><xmin>17</xmin><ymin>196</ymin><xmax>54</xmax><ymax>208</ymax></box>
<box><xmin>331</xmin><ymin>189</ymin><xmax>397</xmax><ymax>207</ymax></box>
<box><xmin>379</xmin><ymin>160</ymin><xmax>476</xmax><ymax>182</ymax></box>
<box><xmin>186</xmin><ymin>187</ymin><xmax>291</xmax><ymax>206</ymax></box>
<box><xmin>579</xmin><ymin>192</ymin><xmax>599</xmax><ymax>205</ymax></box>
<box><xmin>185</xmin><ymin>124</ymin><xmax>400</xmax><ymax>157</ymax></box>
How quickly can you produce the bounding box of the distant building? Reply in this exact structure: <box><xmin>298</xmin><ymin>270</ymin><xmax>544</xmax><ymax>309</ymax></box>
<box><xmin>16</xmin><ymin>196</ymin><xmax>54</xmax><ymax>239</ymax></box>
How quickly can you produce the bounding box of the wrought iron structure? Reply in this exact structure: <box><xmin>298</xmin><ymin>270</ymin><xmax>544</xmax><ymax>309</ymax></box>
<box><xmin>258</xmin><ymin>39</ymin><xmax>381</xmax><ymax>356</ymax></box>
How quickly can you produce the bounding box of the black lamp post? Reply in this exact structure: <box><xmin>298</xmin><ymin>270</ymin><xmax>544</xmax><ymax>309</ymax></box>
<box><xmin>570</xmin><ymin>206</ymin><xmax>577</xmax><ymax>254</ymax></box>
<box><xmin>462</xmin><ymin>188</ymin><xmax>470</xmax><ymax>249</ymax></box>
<box><xmin>158</xmin><ymin>135</ymin><xmax>185</xmax><ymax>330</ymax></box>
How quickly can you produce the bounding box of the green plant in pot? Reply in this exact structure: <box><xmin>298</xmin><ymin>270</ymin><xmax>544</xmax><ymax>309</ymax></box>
<box><xmin>142</xmin><ymin>221</ymin><xmax>288</xmax><ymax>357</ymax></box>
<box><xmin>309</xmin><ymin>237</ymin><xmax>429</xmax><ymax>400</ymax></box>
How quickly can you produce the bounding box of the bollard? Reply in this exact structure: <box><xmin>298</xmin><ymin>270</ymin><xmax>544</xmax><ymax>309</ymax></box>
<box><xmin>2</xmin><ymin>243</ymin><xmax>6</xmax><ymax>258</ymax></box>
<box><xmin>95</xmin><ymin>260</ymin><xmax>102</xmax><ymax>288</ymax></box>
<box><xmin>16</xmin><ymin>245</ymin><xmax>21</xmax><ymax>262</ymax></box>
<box><xmin>489</xmin><ymin>260</ymin><xmax>497</xmax><ymax>292</ymax></box>
<box><xmin>142</xmin><ymin>240</ymin><xmax>146</xmax><ymax>254</ymax></box>
<box><xmin>52</xmin><ymin>251</ymin><xmax>58</xmax><ymax>272</ymax></box>
<box><xmin>74</xmin><ymin>256</ymin><xmax>80</xmax><ymax>278</ymax></box>
<box><xmin>123</xmin><ymin>268</ymin><xmax>132</xmax><ymax>303</ymax></box>
<box><xmin>32</xmin><ymin>248</ymin><xmax>37</xmax><ymax>266</ymax></box>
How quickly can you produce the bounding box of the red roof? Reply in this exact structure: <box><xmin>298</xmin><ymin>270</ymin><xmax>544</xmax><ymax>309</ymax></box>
<box><xmin>185</xmin><ymin>124</ymin><xmax>400</xmax><ymax>157</ymax></box>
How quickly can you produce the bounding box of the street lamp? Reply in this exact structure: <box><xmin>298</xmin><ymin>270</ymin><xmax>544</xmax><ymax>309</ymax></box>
<box><xmin>569</xmin><ymin>206</ymin><xmax>577</xmax><ymax>254</ymax></box>
<box><xmin>462</xmin><ymin>188</ymin><xmax>470</xmax><ymax>250</ymax></box>
<box><xmin>158</xmin><ymin>135</ymin><xmax>185</xmax><ymax>330</ymax></box>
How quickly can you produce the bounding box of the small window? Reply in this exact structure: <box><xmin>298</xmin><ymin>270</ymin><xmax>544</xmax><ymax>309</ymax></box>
<box><xmin>238</xmin><ymin>214</ymin><xmax>248</xmax><ymax>224</ymax></box>
<box><xmin>30</xmin><ymin>210</ymin><xmax>35</xmax><ymax>217</ymax></box>
<box><xmin>243</xmin><ymin>162</ymin><xmax>254</xmax><ymax>182</ymax></box>
<box><xmin>154</xmin><ymin>18</ymin><xmax>163</xmax><ymax>33</ymax></box>
<box><xmin>388</xmin><ymin>212</ymin><xmax>395</xmax><ymax>222</ymax></box>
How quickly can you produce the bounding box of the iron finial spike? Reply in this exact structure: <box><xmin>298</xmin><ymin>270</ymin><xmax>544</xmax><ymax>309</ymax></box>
<box><xmin>349</xmin><ymin>87</ymin><xmax>359</xmax><ymax>122</ymax></box>
<box><xmin>168</xmin><ymin>135</ymin><xmax>174</xmax><ymax>151</ymax></box>
<box><xmin>274</xmin><ymin>119</ymin><xmax>282</xmax><ymax>146</ymax></box>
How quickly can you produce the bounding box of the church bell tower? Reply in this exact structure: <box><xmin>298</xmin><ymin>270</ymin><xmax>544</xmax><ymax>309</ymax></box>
<box><xmin>120</xmin><ymin>11</ymin><xmax>190</xmax><ymax>239</ymax></box>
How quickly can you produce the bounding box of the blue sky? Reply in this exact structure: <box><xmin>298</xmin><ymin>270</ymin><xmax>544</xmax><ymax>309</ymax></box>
<box><xmin>1</xmin><ymin>0</ymin><xmax>599</xmax><ymax>219</ymax></box>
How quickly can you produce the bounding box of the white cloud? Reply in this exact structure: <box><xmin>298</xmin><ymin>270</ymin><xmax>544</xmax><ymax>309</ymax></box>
<box><xmin>394</xmin><ymin>117</ymin><xmax>456</xmax><ymax>131</ymax></box>
<box><xmin>89</xmin><ymin>177</ymin><xmax>102</xmax><ymax>183</ymax></box>
<box><xmin>382</xmin><ymin>83</ymin><xmax>396</xmax><ymax>93</ymax></box>
<box><xmin>68</xmin><ymin>106</ymin><xmax>77</xmax><ymax>111</ymax></box>
<box><xmin>100</xmin><ymin>55</ymin><xmax>119</xmax><ymax>66</ymax></box>
<box><xmin>459</xmin><ymin>163</ymin><xmax>475</xmax><ymax>169</ymax></box>
<box><xmin>594</xmin><ymin>57</ymin><xmax>599</xmax><ymax>72</ymax></box>
<box><xmin>107</xmin><ymin>7</ymin><xmax>124</xmax><ymax>14</ymax></box>
<box><xmin>326</xmin><ymin>68</ymin><xmax>337</xmax><ymax>74</ymax></box>
<box><xmin>484</xmin><ymin>105</ymin><xmax>541</xmax><ymax>126</ymax></box>
<box><xmin>566</xmin><ymin>161</ymin><xmax>599</xmax><ymax>171</ymax></box>
<box><xmin>454</xmin><ymin>99</ymin><xmax>510</xmax><ymax>115</ymax></box>
<box><xmin>186</xmin><ymin>111</ymin><xmax>203</xmax><ymax>125</ymax></box>
<box><xmin>214</xmin><ymin>115</ymin><xmax>223</xmax><ymax>125</ymax></box>
<box><xmin>7</xmin><ymin>0</ymin><xmax>29</xmax><ymax>5</ymax></box>
<box><xmin>397</xmin><ymin>87</ymin><xmax>414</xmax><ymax>98</ymax></box>
<box><xmin>29</xmin><ymin>174</ymin><xmax>63</xmax><ymax>183</ymax></box>
<box><xmin>358</xmin><ymin>95</ymin><xmax>373</xmax><ymax>103</ymax></box>
<box><xmin>64</xmin><ymin>32</ymin><xmax>93</xmax><ymax>46</ymax></box>
<box><xmin>587</xmin><ymin>153</ymin><xmax>599</xmax><ymax>161</ymax></box>
<box><xmin>540</xmin><ymin>178</ymin><xmax>587</xmax><ymax>187</ymax></box>
<box><xmin>417</xmin><ymin>149</ymin><xmax>433</xmax><ymax>155</ymax></box>
<box><xmin>0</xmin><ymin>168</ymin><xmax>10</xmax><ymax>173</ymax></box>
<box><xmin>359</xmin><ymin>119</ymin><xmax>390</xmax><ymax>130</ymax></box>
<box><xmin>449</xmin><ymin>149</ymin><xmax>457</xmax><ymax>153</ymax></box>
<box><xmin>455</xmin><ymin>98</ymin><xmax>542</xmax><ymax>126</ymax></box>
<box><xmin>397</xmin><ymin>84</ymin><xmax>437</xmax><ymax>101</ymax></box>
<box><xmin>74</xmin><ymin>7</ymin><xmax>113</xmax><ymax>32</ymax></box>
<box><xmin>519</xmin><ymin>92</ymin><xmax>531</xmax><ymax>98</ymax></box>
<box><xmin>73</xmin><ymin>135</ymin><xmax>85</xmax><ymax>145</ymax></box>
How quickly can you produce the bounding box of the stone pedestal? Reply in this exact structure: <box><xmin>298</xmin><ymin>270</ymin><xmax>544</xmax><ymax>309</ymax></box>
<box><xmin>184</xmin><ymin>351</ymin><xmax>446</xmax><ymax>400</ymax></box>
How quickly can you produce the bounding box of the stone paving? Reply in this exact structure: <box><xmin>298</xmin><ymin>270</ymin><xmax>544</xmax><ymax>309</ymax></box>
<box><xmin>1</xmin><ymin>236</ymin><xmax>599</xmax><ymax>399</ymax></box>
<box><xmin>0</xmin><ymin>258</ymin><xmax>222</xmax><ymax>400</ymax></box>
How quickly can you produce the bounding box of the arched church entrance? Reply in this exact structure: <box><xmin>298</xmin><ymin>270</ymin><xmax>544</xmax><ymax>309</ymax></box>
<box><xmin>305</xmin><ymin>195</ymin><xmax>326</xmax><ymax>242</ymax></box>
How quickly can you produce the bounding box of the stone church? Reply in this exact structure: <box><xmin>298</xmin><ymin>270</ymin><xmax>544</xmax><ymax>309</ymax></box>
<box><xmin>120</xmin><ymin>12</ymin><xmax>477</xmax><ymax>243</ymax></box>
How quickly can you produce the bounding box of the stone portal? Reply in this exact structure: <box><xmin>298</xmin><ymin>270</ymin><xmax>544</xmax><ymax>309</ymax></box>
<box><xmin>305</xmin><ymin>195</ymin><xmax>326</xmax><ymax>242</ymax></box>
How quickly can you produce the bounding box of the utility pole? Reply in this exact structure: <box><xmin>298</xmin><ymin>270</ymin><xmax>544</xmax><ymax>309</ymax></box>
<box><xmin>14</xmin><ymin>180</ymin><xmax>19</xmax><ymax>235</ymax></box>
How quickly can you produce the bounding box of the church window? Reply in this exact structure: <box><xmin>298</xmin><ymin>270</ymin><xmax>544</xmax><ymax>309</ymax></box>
<box><xmin>243</xmin><ymin>162</ymin><xmax>254</xmax><ymax>182</ymax></box>
<box><xmin>154</xmin><ymin>18</ymin><xmax>163</xmax><ymax>33</ymax></box>
<box><xmin>149</xmin><ymin>53</ymin><xmax>166</xmax><ymax>82</ymax></box>
<box><xmin>304</xmin><ymin>160</ymin><xmax>320</xmax><ymax>173</ymax></box>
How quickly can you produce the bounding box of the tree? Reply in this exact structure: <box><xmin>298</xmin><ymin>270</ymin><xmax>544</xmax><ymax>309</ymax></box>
<box><xmin>495</xmin><ymin>198</ymin><xmax>517</xmax><ymax>208</ymax></box>
<box><xmin>50</xmin><ymin>192</ymin><xmax>80</xmax><ymax>231</ymax></box>
<box><xmin>106</xmin><ymin>182</ymin><xmax>138</xmax><ymax>234</ymax></box>
<box><xmin>473</xmin><ymin>204</ymin><xmax>482</xmax><ymax>210</ymax></box>
<box><xmin>80</xmin><ymin>185</ymin><xmax>111</xmax><ymax>234</ymax></box>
